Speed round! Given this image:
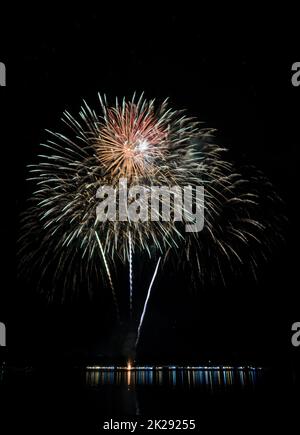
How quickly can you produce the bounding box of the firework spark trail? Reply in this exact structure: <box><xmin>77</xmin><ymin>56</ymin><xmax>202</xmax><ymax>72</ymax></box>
<box><xmin>128</xmin><ymin>231</ymin><xmax>133</xmax><ymax>319</ymax></box>
<box><xmin>135</xmin><ymin>257</ymin><xmax>161</xmax><ymax>348</ymax></box>
<box><xmin>95</xmin><ymin>231</ymin><xmax>120</xmax><ymax>324</ymax></box>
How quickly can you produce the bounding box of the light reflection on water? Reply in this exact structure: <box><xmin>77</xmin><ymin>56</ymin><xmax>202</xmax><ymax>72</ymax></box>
<box><xmin>85</xmin><ymin>366</ymin><xmax>263</xmax><ymax>389</ymax></box>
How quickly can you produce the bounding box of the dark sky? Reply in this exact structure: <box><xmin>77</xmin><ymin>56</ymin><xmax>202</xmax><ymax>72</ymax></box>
<box><xmin>0</xmin><ymin>10</ymin><xmax>299</xmax><ymax>366</ymax></box>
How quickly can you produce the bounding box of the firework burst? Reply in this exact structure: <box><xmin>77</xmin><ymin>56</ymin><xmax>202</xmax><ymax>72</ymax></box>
<box><xmin>19</xmin><ymin>94</ymin><xmax>284</xmax><ymax>325</ymax></box>
<box><xmin>96</xmin><ymin>98</ymin><xmax>169</xmax><ymax>178</ymax></box>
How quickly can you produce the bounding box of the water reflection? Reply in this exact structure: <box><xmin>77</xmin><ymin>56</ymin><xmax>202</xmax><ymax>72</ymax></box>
<box><xmin>85</xmin><ymin>366</ymin><xmax>263</xmax><ymax>390</ymax></box>
<box><xmin>0</xmin><ymin>362</ymin><xmax>268</xmax><ymax>418</ymax></box>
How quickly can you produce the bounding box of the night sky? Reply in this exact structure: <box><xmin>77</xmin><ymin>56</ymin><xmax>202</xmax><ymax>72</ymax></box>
<box><xmin>0</xmin><ymin>10</ymin><xmax>299</xmax><ymax>369</ymax></box>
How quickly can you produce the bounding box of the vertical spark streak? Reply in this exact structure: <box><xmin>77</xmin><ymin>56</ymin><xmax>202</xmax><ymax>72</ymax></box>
<box><xmin>95</xmin><ymin>231</ymin><xmax>120</xmax><ymax>324</ymax></box>
<box><xmin>135</xmin><ymin>257</ymin><xmax>161</xmax><ymax>347</ymax></box>
<box><xmin>128</xmin><ymin>231</ymin><xmax>133</xmax><ymax>319</ymax></box>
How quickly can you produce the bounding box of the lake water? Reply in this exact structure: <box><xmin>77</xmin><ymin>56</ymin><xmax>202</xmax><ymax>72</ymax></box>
<box><xmin>0</xmin><ymin>364</ymin><xmax>298</xmax><ymax>433</ymax></box>
<box><xmin>85</xmin><ymin>365</ymin><xmax>262</xmax><ymax>389</ymax></box>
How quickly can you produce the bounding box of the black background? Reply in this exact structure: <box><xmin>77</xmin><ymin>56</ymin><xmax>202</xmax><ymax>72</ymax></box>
<box><xmin>0</xmin><ymin>9</ymin><xmax>299</xmax><ymax>432</ymax></box>
<box><xmin>1</xmin><ymin>9</ymin><xmax>299</xmax><ymax>363</ymax></box>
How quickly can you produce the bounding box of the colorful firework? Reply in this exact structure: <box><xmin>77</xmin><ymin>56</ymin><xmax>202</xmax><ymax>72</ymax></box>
<box><xmin>19</xmin><ymin>94</ymin><xmax>284</xmax><ymax>337</ymax></box>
